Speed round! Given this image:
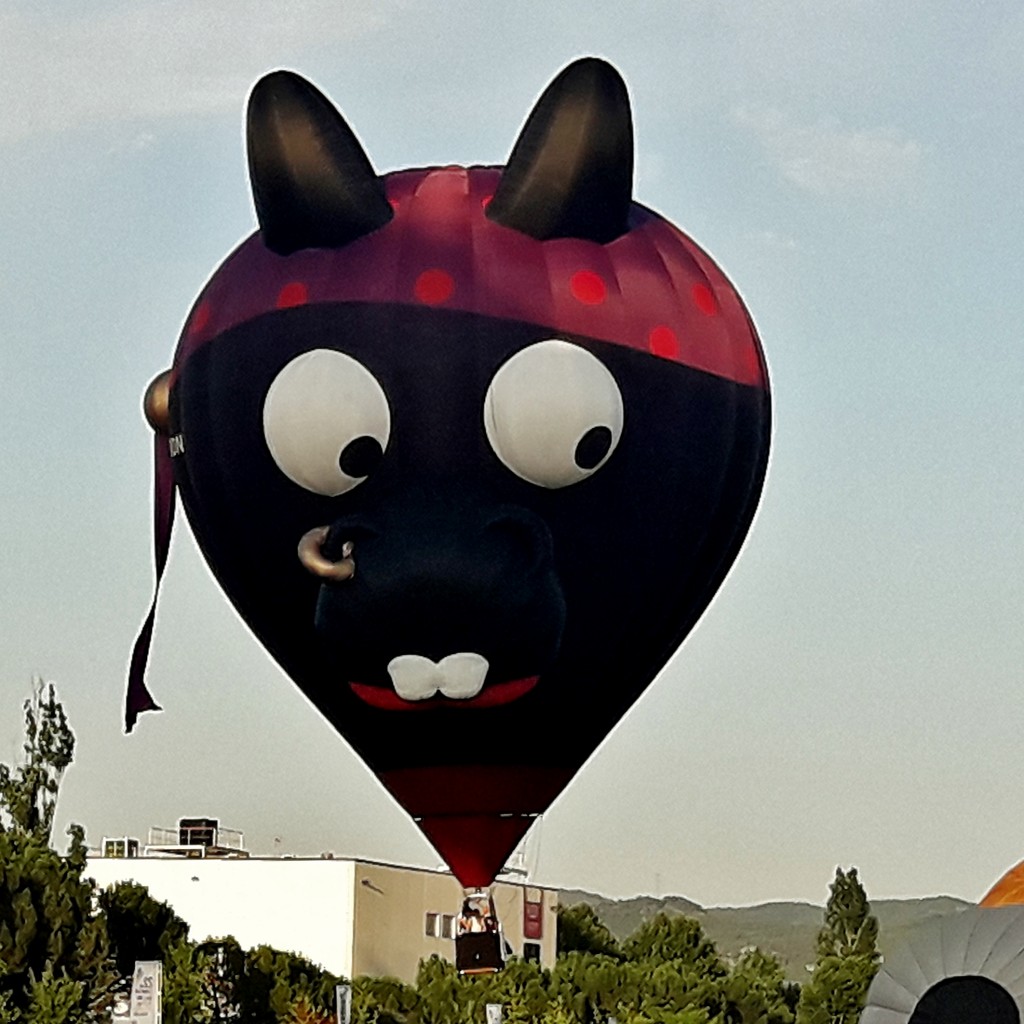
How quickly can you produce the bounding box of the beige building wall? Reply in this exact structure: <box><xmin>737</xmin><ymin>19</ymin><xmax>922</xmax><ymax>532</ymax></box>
<box><xmin>352</xmin><ymin>861</ymin><xmax>558</xmax><ymax>982</ymax></box>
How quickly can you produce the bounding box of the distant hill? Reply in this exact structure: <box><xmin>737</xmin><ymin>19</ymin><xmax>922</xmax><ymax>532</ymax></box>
<box><xmin>559</xmin><ymin>889</ymin><xmax>973</xmax><ymax>981</ymax></box>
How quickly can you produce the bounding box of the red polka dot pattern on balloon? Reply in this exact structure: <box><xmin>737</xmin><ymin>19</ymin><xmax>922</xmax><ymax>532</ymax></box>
<box><xmin>692</xmin><ymin>282</ymin><xmax>719</xmax><ymax>315</ymax></box>
<box><xmin>648</xmin><ymin>326</ymin><xmax>679</xmax><ymax>359</ymax></box>
<box><xmin>276</xmin><ymin>282</ymin><xmax>309</xmax><ymax>309</ymax></box>
<box><xmin>570</xmin><ymin>270</ymin><xmax>607</xmax><ymax>305</ymax></box>
<box><xmin>414</xmin><ymin>269</ymin><xmax>455</xmax><ymax>305</ymax></box>
<box><xmin>175</xmin><ymin>167</ymin><xmax>767</xmax><ymax>389</ymax></box>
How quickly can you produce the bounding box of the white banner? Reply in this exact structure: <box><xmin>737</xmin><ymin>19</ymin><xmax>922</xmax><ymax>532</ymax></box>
<box><xmin>129</xmin><ymin>960</ymin><xmax>162</xmax><ymax>1024</ymax></box>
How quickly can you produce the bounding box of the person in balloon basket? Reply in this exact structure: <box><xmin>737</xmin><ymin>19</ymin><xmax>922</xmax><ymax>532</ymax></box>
<box><xmin>458</xmin><ymin>897</ymin><xmax>497</xmax><ymax>935</ymax></box>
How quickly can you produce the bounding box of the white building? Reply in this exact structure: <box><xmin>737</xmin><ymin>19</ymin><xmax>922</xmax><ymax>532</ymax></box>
<box><xmin>86</xmin><ymin>819</ymin><xmax>558</xmax><ymax>984</ymax></box>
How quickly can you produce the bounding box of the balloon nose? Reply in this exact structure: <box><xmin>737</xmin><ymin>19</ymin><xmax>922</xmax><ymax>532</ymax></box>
<box><xmin>297</xmin><ymin>526</ymin><xmax>356</xmax><ymax>581</ymax></box>
<box><xmin>312</xmin><ymin>501</ymin><xmax>565</xmax><ymax>671</ymax></box>
<box><xmin>484</xmin><ymin>506</ymin><xmax>554</xmax><ymax>579</ymax></box>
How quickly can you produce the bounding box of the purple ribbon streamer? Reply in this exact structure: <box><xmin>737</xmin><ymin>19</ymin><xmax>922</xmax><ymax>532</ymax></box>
<box><xmin>125</xmin><ymin>434</ymin><xmax>175</xmax><ymax>731</ymax></box>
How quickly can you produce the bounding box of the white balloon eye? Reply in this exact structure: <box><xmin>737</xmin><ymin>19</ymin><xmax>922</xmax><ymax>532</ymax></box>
<box><xmin>263</xmin><ymin>349</ymin><xmax>390</xmax><ymax>496</ymax></box>
<box><xmin>484</xmin><ymin>339</ymin><xmax>624</xmax><ymax>488</ymax></box>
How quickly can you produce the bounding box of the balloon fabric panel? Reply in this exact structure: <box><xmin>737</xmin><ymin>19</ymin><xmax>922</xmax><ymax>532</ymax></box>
<box><xmin>862</xmin><ymin>908</ymin><xmax>1024</xmax><ymax>1024</ymax></box>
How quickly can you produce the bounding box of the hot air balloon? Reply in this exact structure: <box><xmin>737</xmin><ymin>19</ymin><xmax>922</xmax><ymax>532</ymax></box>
<box><xmin>860</xmin><ymin>907</ymin><xmax>1024</xmax><ymax>1023</ymax></box>
<box><xmin>129</xmin><ymin>58</ymin><xmax>771</xmax><ymax>901</ymax></box>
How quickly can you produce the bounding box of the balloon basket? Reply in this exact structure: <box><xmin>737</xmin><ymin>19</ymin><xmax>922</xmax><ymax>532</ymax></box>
<box><xmin>455</xmin><ymin>888</ymin><xmax>505</xmax><ymax>975</ymax></box>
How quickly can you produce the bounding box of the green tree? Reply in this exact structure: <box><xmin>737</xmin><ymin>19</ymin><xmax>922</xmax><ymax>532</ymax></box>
<box><xmin>0</xmin><ymin>826</ymin><xmax>115</xmax><ymax>1020</ymax></box>
<box><xmin>239</xmin><ymin>945</ymin><xmax>343</xmax><ymax>1023</ymax></box>
<box><xmin>796</xmin><ymin>867</ymin><xmax>879</xmax><ymax>1024</ymax></box>
<box><xmin>635</xmin><ymin>958</ymin><xmax>721</xmax><ymax>1023</ymax></box>
<box><xmin>557</xmin><ymin>904</ymin><xmax>621</xmax><ymax>958</ymax></box>
<box><xmin>814</xmin><ymin>868</ymin><xmax>879</xmax><ymax>961</ymax></box>
<box><xmin>0</xmin><ymin>684</ymin><xmax>115</xmax><ymax>1020</ymax></box>
<box><xmin>0</xmin><ymin>679</ymin><xmax>75</xmax><ymax>843</ymax></box>
<box><xmin>411</xmin><ymin>955</ymin><xmax>554</xmax><ymax>1024</ymax></box>
<box><xmin>536</xmin><ymin>999</ymin><xmax>576</xmax><ymax>1024</ymax></box>
<box><xmin>353</xmin><ymin>972</ymin><xmax>419</xmax><ymax>1024</ymax></box>
<box><xmin>549</xmin><ymin>918</ymin><xmax>728</xmax><ymax>1024</ymax></box>
<box><xmin>161</xmin><ymin>939</ymin><xmax>214</xmax><ymax>1024</ymax></box>
<box><xmin>284</xmin><ymin>994</ymin><xmax>340</xmax><ymax>1024</ymax></box>
<box><xmin>99</xmin><ymin>881</ymin><xmax>191</xmax><ymax>979</ymax></box>
<box><xmin>483</xmin><ymin>957</ymin><xmax>552</xmax><ymax>1022</ymax></box>
<box><xmin>19</xmin><ymin>969</ymin><xmax>85</xmax><ymax>1024</ymax></box>
<box><xmin>721</xmin><ymin>948</ymin><xmax>795</xmax><ymax>1024</ymax></box>
<box><xmin>550</xmin><ymin>951</ymin><xmax>631</xmax><ymax>1021</ymax></box>
<box><xmin>622</xmin><ymin>913</ymin><xmax>723</xmax><ymax>976</ymax></box>
<box><xmin>192</xmin><ymin>936</ymin><xmax>247</xmax><ymax>1022</ymax></box>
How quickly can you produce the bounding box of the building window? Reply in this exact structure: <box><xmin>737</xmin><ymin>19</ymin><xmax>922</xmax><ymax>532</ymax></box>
<box><xmin>425</xmin><ymin>912</ymin><xmax>440</xmax><ymax>937</ymax></box>
<box><xmin>523</xmin><ymin>942</ymin><xmax>541</xmax><ymax>963</ymax></box>
<box><xmin>441</xmin><ymin>914</ymin><xmax>456</xmax><ymax>939</ymax></box>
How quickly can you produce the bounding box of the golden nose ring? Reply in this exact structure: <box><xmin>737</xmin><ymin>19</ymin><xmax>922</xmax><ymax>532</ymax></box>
<box><xmin>297</xmin><ymin>527</ymin><xmax>355</xmax><ymax>581</ymax></box>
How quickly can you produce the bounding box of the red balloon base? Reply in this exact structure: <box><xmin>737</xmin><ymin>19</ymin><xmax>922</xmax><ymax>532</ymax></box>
<box><xmin>381</xmin><ymin>764</ymin><xmax>572</xmax><ymax>888</ymax></box>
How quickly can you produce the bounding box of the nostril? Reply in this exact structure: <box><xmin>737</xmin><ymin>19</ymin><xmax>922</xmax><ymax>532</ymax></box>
<box><xmin>322</xmin><ymin>522</ymin><xmax>377</xmax><ymax>562</ymax></box>
<box><xmin>322</xmin><ymin>532</ymin><xmax>349</xmax><ymax>563</ymax></box>
<box><xmin>485</xmin><ymin>508</ymin><xmax>553</xmax><ymax>577</ymax></box>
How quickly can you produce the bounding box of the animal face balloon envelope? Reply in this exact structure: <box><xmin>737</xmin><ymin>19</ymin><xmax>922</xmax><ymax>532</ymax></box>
<box><xmin>130</xmin><ymin>59</ymin><xmax>771</xmax><ymax>887</ymax></box>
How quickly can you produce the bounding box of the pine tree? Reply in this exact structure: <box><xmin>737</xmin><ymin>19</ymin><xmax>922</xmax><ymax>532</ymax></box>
<box><xmin>722</xmin><ymin>948</ymin><xmax>796</xmax><ymax>1024</ymax></box>
<box><xmin>796</xmin><ymin>867</ymin><xmax>880</xmax><ymax>1024</ymax></box>
<box><xmin>621</xmin><ymin>913</ymin><xmax>723</xmax><ymax>975</ymax></box>
<box><xmin>0</xmin><ymin>678</ymin><xmax>75</xmax><ymax>843</ymax></box>
<box><xmin>99</xmin><ymin>881</ymin><xmax>190</xmax><ymax>979</ymax></box>
<box><xmin>556</xmin><ymin>904</ymin><xmax>621</xmax><ymax>958</ymax></box>
<box><xmin>0</xmin><ymin>682</ymin><xmax>114</xmax><ymax>1020</ymax></box>
<box><xmin>815</xmin><ymin>867</ymin><xmax>879</xmax><ymax>961</ymax></box>
<box><xmin>0</xmin><ymin>826</ymin><xmax>115</xmax><ymax>1019</ymax></box>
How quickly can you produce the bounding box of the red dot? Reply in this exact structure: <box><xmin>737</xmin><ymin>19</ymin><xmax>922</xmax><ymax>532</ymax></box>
<box><xmin>188</xmin><ymin>301</ymin><xmax>211</xmax><ymax>335</ymax></box>
<box><xmin>414</xmin><ymin>269</ymin><xmax>455</xmax><ymax>305</ymax></box>
<box><xmin>481</xmin><ymin>195</ymin><xmax>494</xmax><ymax>209</ymax></box>
<box><xmin>692</xmin><ymin>282</ymin><xmax>719</xmax><ymax>315</ymax></box>
<box><xmin>570</xmin><ymin>270</ymin><xmax>607</xmax><ymax>305</ymax></box>
<box><xmin>648</xmin><ymin>325</ymin><xmax>679</xmax><ymax>359</ymax></box>
<box><xmin>276</xmin><ymin>282</ymin><xmax>309</xmax><ymax>309</ymax></box>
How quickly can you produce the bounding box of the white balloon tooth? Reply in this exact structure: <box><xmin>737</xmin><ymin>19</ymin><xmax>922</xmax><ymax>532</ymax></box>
<box><xmin>439</xmin><ymin>653</ymin><xmax>489</xmax><ymax>699</ymax></box>
<box><xmin>387</xmin><ymin>655</ymin><xmax>441</xmax><ymax>701</ymax></box>
<box><xmin>385</xmin><ymin>652</ymin><xmax>490</xmax><ymax>702</ymax></box>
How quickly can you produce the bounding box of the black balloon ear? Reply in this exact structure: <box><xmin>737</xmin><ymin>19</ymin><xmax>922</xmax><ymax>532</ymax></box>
<box><xmin>247</xmin><ymin>70</ymin><xmax>393</xmax><ymax>256</ymax></box>
<box><xmin>487</xmin><ymin>58</ymin><xmax>634</xmax><ymax>244</ymax></box>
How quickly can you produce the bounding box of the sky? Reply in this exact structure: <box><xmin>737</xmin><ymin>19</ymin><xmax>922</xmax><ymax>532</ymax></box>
<box><xmin>1</xmin><ymin>0</ymin><xmax>1022</xmax><ymax>909</ymax></box>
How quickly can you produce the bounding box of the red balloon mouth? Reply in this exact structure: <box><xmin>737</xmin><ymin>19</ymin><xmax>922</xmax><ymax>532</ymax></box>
<box><xmin>349</xmin><ymin>676</ymin><xmax>539</xmax><ymax>711</ymax></box>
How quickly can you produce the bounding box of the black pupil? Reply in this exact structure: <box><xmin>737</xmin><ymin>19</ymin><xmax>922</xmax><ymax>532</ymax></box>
<box><xmin>574</xmin><ymin>426</ymin><xmax>612</xmax><ymax>471</ymax></box>
<box><xmin>339</xmin><ymin>435</ymin><xmax>384</xmax><ymax>478</ymax></box>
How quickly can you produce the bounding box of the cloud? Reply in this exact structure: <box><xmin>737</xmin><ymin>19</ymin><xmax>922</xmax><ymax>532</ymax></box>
<box><xmin>734</xmin><ymin>105</ymin><xmax>925</xmax><ymax>199</ymax></box>
<box><xmin>0</xmin><ymin>1</ymin><xmax>397</xmax><ymax>143</ymax></box>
